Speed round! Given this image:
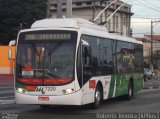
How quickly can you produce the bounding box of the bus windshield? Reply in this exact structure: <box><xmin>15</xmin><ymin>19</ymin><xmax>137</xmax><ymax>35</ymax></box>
<box><xmin>16</xmin><ymin>31</ymin><xmax>77</xmax><ymax>85</ymax></box>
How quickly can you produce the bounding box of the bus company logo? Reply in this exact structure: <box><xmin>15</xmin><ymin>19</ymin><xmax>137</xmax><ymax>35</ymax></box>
<box><xmin>36</xmin><ymin>87</ymin><xmax>45</xmax><ymax>94</ymax></box>
<box><xmin>36</xmin><ymin>87</ymin><xmax>43</xmax><ymax>92</ymax></box>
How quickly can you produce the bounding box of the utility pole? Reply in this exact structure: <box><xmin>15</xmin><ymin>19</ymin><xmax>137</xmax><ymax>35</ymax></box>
<box><xmin>151</xmin><ymin>21</ymin><xmax>153</xmax><ymax>68</ymax></box>
<box><xmin>57</xmin><ymin>0</ymin><xmax>62</xmax><ymax>18</ymax></box>
<box><xmin>47</xmin><ymin>0</ymin><xmax>50</xmax><ymax>18</ymax></box>
<box><xmin>150</xmin><ymin>20</ymin><xmax>160</xmax><ymax>70</ymax></box>
<box><xmin>92</xmin><ymin>0</ymin><xmax>96</xmax><ymax>20</ymax></box>
<box><xmin>66</xmin><ymin>0</ymin><xmax>72</xmax><ymax>18</ymax></box>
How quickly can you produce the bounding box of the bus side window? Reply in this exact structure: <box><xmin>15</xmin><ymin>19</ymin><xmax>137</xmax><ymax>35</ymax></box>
<box><xmin>83</xmin><ymin>46</ymin><xmax>91</xmax><ymax>67</ymax></box>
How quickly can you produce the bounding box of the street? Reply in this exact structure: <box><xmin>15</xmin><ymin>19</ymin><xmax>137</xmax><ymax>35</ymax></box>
<box><xmin>0</xmin><ymin>75</ymin><xmax>14</xmax><ymax>105</ymax></box>
<box><xmin>0</xmin><ymin>78</ymin><xmax>160</xmax><ymax>119</ymax></box>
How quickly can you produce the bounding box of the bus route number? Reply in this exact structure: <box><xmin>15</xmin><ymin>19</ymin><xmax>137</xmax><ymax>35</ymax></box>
<box><xmin>44</xmin><ymin>87</ymin><xmax>56</xmax><ymax>92</ymax></box>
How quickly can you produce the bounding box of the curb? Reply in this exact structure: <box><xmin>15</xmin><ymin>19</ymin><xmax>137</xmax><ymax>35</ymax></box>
<box><xmin>143</xmin><ymin>86</ymin><xmax>160</xmax><ymax>90</ymax></box>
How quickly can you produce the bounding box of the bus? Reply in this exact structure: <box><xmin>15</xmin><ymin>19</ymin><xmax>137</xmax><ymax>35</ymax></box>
<box><xmin>13</xmin><ymin>18</ymin><xmax>143</xmax><ymax>109</ymax></box>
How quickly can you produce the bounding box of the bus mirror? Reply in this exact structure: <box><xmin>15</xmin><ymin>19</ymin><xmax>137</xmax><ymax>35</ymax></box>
<box><xmin>9</xmin><ymin>40</ymin><xmax>16</xmax><ymax>46</ymax></box>
<box><xmin>8</xmin><ymin>49</ymin><xmax>12</xmax><ymax>60</ymax></box>
<box><xmin>8</xmin><ymin>49</ymin><xmax>15</xmax><ymax>60</ymax></box>
<box><xmin>83</xmin><ymin>46</ymin><xmax>91</xmax><ymax>67</ymax></box>
<box><xmin>81</xmin><ymin>40</ymin><xmax>89</xmax><ymax>46</ymax></box>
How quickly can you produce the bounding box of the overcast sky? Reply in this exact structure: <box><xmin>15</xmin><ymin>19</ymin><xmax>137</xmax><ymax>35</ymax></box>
<box><xmin>122</xmin><ymin>0</ymin><xmax>160</xmax><ymax>37</ymax></box>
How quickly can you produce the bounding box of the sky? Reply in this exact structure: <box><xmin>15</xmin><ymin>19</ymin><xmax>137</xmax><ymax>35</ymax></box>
<box><xmin>122</xmin><ymin>0</ymin><xmax>160</xmax><ymax>37</ymax></box>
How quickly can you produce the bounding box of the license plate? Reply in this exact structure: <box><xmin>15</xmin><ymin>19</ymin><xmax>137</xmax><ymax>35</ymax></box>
<box><xmin>22</xmin><ymin>71</ymin><xmax>34</xmax><ymax>76</ymax></box>
<box><xmin>38</xmin><ymin>97</ymin><xmax>49</xmax><ymax>101</ymax></box>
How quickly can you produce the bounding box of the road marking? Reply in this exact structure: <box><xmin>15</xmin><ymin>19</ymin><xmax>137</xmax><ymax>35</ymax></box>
<box><xmin>141</xmin><ymin>88</ymin><xmax>160</xmax><ymax>93</ymax></box>
<box><xmin>146</xmin><ymin>83</ymin><xmax>153</xmax><ymax>84</ymax></box>
<box><xmin>0</xmin><ymin>96</ymin><xmax>14</xmax><ymax>100</ymax></box>
<box><xmin>0</xmin><ymin>99</ymin><xmax>15</xmax><ymax>105</ymax></box>
<box><xmin>0</xmin><ymin>90</ymin><xmax>14</xmax><ymax>94</ymax></box>
<box><xmin>146</xmin><ymin>82</ymin><xmax>160</xmax><ymax>84</ymax></box>
<box><xmin>0</xmin><ymin>87</ymin><xmax>14</xmax><ymax>90</ymax></box>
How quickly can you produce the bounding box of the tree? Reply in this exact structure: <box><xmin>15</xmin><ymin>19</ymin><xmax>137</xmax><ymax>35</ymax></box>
<box><xmin>0</xmin><ymin>0</ymin><xmax>47</xmax><ymax>44</ymax></box>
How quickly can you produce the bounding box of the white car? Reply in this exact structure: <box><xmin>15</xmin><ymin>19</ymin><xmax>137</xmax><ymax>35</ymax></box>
<box><xmin>144</xmin><ymin>68</ymin><xmax>153</xmax><ymax>80</ymax></box>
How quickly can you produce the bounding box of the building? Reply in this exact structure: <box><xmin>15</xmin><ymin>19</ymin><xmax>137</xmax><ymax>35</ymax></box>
<box><xmin>48</xmin><ymin>0</ymin><xmax>133</xmax><ymax>37</ymax></box>
<box><xmin>136</xmin><ymin>35</ymin><xmax>160</xmax><ymax>70</ymax></box>
<box><xmin>144</xmin><ymin>35</ymin><xmax>160</xmax><ymax>55</ymax></box>
<box><xmin>136</xmin><ymin>37</ymin><xmax>151</xmax><ymax>58</ymax></box>
<box><xmin>0</xmin><ymin>46</ymin><xmax>16</xmax><ymax>75</ymax></box>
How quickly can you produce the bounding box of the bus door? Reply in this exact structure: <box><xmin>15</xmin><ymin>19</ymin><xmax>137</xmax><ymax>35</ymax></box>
<box><xmin>81</xmin><ymin>40</ymin><xmax>92</xmax><ymax>87</ymax></box>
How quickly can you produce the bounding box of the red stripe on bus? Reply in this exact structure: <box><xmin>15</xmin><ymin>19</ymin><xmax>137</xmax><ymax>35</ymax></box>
<box><xmin>17</xmin><ymin>78</ymin><xmax>43</xmax><ymax>85</ymax></box>
<box><xmin>44</xmin><ymin>78</ymin><xmax>72</xmax><ymax>85</ymax></box>
<box><xmin>17</xmin><ymin>78</ymin><xmax>73</xmax><ymax>85</ymax></box>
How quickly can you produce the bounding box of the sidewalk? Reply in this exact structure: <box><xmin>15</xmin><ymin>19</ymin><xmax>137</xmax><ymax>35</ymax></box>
<box><xmin>0</xmin><ymin>74</ymin><xmax>14</xmax><ymax>85</ymax></box>
<box><xmin>143</xmin><ymin>78</ymin><xmax>160</xmax><ymax>90</ymax></box>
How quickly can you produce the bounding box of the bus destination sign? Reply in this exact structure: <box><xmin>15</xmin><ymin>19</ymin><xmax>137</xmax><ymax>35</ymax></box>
<box><xmin>25</xmin><ymin>33</ymin><xmax>71</xmax><ymax>40</ymax></box>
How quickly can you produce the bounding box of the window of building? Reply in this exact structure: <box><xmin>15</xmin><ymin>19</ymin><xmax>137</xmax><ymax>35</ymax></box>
<box><xmin>54</xmin><ymin>4</ymin><xmax>57</xmax><ymax>8</ymax></box>
<box><xmin>108</xmin><ymin>18</ymin><xmax>111</xmax><ymax>31</ymax></box>
<box><xmin>116</xmin><ymin>5</ymin><xmax>120</xmax><ymax>9</ymax></box>
<box><xmin>123</xmin><ymin>17</ymin><xmax>126</xmax><ymax>26</ymax></box>
<box><xmin>86</xmin><ymin>2</ymin><xmax>92</xmax><ymax>5</ymax></box>
<box><xmin>113</xmin><ymin>15</ymin><xmax>116</xmax><ymax>31</ymax></box>
<box><xmin>124</xmin><ymin>7</ymin><xmax>128</xmax><ymax>11</ymax></box>
<box><xmin>76</xmin><ymin>2</ymin><xmax>82</xmax><ymax>6</ymax></box>
<box><xmin>116</xmin><ymin>16</ymin><xmax>119</xmax><ymax>29</ymax></box>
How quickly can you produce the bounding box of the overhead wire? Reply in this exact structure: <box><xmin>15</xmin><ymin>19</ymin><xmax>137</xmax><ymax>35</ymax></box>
<box><xmin>133</xmin><ymin>0</ymin><xmax>160</xmax><ymax>13</ymax></box>
<box><xmin>122</xmin><ymin>0</ymin><xmax>160</xmax><ymax>36</ymax></box>
<box><xmin>75</xmin><ymin>0</ymin><xmax>160</xmax><ymax>35</ymax></box>
<box><xmin>141</xmin><ymin>0</ymin><xmax>160</xmax><ymax>10</ymax></box>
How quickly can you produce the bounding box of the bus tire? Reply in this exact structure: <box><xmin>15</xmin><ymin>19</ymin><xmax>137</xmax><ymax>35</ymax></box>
<box><xmin>90</xmin><ymin>84</ymin><xmax>102</xmax><ymax>109</ymax></box>
<box><xmin>125</xmin><ymin>80</ymin><xmax>134</xmax><ymax>100</ymax></box>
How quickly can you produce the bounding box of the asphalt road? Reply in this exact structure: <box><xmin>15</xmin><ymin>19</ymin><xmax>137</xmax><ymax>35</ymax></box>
<box><xmin>0</xmin><ymin>79</ymin><xmax>160</xmax><ymax>119</ymax></box>
<box><xmin>0</xmin><ymin>84</ymin><xmax>14</xmax><ymax>104</ymax></box>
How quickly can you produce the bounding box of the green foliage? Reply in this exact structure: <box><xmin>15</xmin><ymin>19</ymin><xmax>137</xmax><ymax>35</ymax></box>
<box><xmin>0</xmin><ymin>0</ymin><xmax>47</xmax><ymax>43</ymax></box>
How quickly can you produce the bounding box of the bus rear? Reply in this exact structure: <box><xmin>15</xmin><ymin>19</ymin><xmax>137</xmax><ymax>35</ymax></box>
<box><xmin>15</xmin><ymin>30</ymin><xmax>82</xmax><ymax>105</ymax></box>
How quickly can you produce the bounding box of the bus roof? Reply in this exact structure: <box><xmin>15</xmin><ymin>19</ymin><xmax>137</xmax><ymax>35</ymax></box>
<box><xmin>31</xmin><ymin>18</ymin><xmax>107</xmax><ymax>31</ymax></box>
<box><xmin>30</xmin><ymin>18</ymin><xmax>142</xmax><ymax>45</ymax></box>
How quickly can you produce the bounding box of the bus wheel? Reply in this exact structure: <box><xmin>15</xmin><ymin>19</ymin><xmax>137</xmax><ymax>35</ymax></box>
<box><xmin>125</xmin><ymin>80</ymin><xmax>134</xmax><ymax>100</ymax></box>
<box><xmin>91</xmin><ymin>85</ymin><xmax>102</xmax><ymax>109</ymax></box>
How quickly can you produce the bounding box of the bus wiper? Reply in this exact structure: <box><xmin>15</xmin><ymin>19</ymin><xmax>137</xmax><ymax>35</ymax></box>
<box><xmin>43</xmin><ymin>52</ymin><xmax>45</xmax><ymax>78</ymax></box>
<box><xmin>31</xmin><ymin>43</ymin><xmax>42</xmax><ymax>65</ymax></box>
<box><xmin>48</xmin><ymin>42</ymin><xmax>63</xmax><ymax>56</ymax></box>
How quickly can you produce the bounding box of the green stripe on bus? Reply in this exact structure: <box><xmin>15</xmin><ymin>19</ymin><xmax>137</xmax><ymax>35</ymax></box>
<box><xmin>108</xmin><ymin>75</ymin><xmax>116</xmax><ymax>98</ymax></box>
<box><xmin>16</xmin><ymin>82</ymin><xmax>25</xmax><ymax>88</ymax></box>
<box><xmin>115</xmin><ymin>74</ymin><xmax>128</xmax><ymax>97</ymax></box>
<box><xmin>108</xmin><ymin>73</ymin><xmax>143</xmax><ymax>98</ymax></box>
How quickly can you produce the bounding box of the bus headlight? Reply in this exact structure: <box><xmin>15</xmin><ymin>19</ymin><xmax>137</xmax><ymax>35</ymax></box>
<box><xmin>62</xmin><ymin>88</ymin><xmax>74</xmax><ymax>94</ymax></box>
<box><xmin>16</xmin><ymin>88</ymin><xmax>28</xmax><ymax>94</ymax></box>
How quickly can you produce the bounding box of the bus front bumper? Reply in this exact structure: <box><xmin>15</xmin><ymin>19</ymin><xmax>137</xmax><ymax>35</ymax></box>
<box><xmin>15</xmin><ymin>90</ymin><xmax>82</xmax><ymax>106</ymax></box>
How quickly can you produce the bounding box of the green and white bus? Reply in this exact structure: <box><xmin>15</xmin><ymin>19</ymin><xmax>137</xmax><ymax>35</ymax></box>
<box><xmin>13</xmin><ymin>18</ymin><xmax>143</xmax><ymax>108</ymax></box>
